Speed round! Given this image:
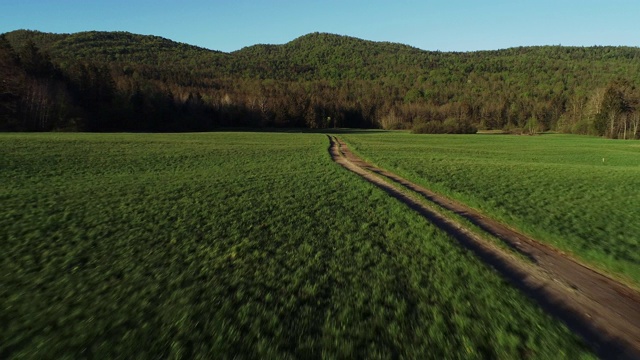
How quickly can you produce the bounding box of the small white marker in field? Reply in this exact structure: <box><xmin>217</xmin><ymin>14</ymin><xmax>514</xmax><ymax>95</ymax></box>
<box><xmin>602</xmin><ymin>158</ymin><xmax>605</xmax><ymax>163</ymax></box>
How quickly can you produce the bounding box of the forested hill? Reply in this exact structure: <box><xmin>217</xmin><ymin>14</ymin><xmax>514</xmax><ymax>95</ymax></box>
<box><xmin>234</xmin><ymin>33</ymin><xmax>640</xmax><ymax>83</ymax></box>
<box><xmin>2</xmin><ymin>30</ymin><xmax>639</xmax><ymax>138</ymax></box>
<box><xmin>232</xmin><ymin>33</ymin><xmax>429</xmax><ymax>80</ymax></box>
<box><xmin>3</xmin><ymin>30</ymin><xmax>228</xmax><ymax>67</ymax></box>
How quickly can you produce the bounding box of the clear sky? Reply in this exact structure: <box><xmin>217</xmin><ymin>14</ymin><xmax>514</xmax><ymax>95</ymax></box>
<box><xmin>1</xmin><ymin>0</ymin><xmax>638</xmax><ymax>52</ymax></box>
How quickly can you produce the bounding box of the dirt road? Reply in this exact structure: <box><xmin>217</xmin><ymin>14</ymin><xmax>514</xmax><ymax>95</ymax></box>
<box><xmin>328</xmin><ymin>135</ymin><xmax>640</xmax><ymax>359</ymax></box>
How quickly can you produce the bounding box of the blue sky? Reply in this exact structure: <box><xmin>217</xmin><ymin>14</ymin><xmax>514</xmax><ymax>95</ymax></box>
<box><xmin>1</xmin><ymin>0</ymin><xmax>638</xmax><ymax>52</ymax></box>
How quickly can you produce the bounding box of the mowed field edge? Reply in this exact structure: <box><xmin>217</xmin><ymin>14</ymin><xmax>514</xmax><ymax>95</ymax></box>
<box><xmin>1</xmin><ymin>132</ymin><xmax>594</xmax><ymax>358</ymax></box>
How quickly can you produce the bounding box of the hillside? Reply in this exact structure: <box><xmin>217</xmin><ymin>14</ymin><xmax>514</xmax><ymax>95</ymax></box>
<box><xmin>4</xmin><ymin>30</ymin><xmax>228</xmax><ymax>67</ymax></box>
<box><xmin>1</xmin><ymin>30</ymin><xmax>639</xmax><ymax>137</ymax></box>
<box><xmin>231</xmin><ymin>33</ymin><xmax>430</xmax><ymax>80</ymax></box>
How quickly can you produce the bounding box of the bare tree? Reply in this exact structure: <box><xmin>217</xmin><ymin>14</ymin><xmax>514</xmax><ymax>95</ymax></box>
<box><xmin>631</xmin><ymin>112</ymin><xmax>640</xmax><ymax>139</ymax></box>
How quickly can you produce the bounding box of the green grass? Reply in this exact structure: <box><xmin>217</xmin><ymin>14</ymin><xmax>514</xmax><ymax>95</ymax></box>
<box><xmin>341</xmin><ymin>132</ymin><xmax>640</xmax><ymax>286</ymax></box>
<box><xmin>0</xmin><ymin>132</ymin><xmax>594</xmax><ymax>359</ymax></box>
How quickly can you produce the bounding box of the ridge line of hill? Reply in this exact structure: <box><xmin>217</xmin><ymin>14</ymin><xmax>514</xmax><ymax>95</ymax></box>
<box><xmin>1</xmin><ymin>29</ymin><xmax>639</xmax><ymax>136</ymax></box>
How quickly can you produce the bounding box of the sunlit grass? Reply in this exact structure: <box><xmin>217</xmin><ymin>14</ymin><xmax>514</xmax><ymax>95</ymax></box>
<box><xmin>0</xmin><ymin>132</ymin><xmax>593</xmax><ymax>358</ymax></box>
<box><xmin>342</xmin><ymin>132</ymin><xmax>640</xmax><ymax>285</ymax></box>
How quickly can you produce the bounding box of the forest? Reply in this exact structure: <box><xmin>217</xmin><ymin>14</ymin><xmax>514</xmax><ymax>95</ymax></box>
<box><xmin>1</xmin><ymin>30</ymin><xmax>639</xmax><ymax>138</ymax></box>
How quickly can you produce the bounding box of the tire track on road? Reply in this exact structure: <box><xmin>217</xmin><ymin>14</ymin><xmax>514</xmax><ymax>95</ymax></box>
<box><xmin>328</xmin><ymin>135</ymin><xmax>640</xmax><ymax>359</ymax></box>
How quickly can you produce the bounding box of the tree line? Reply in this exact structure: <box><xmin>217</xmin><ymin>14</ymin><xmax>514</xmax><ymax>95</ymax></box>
<box><xmin>1</xmin><ymin>30</ymin><xmax>639</xmax><ymax>138</ymax></box>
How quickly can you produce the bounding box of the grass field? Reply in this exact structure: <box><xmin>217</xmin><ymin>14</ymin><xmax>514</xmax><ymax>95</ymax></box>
<box><xmin>341</xmin><ymin>132</ymin><xmax>640</xmax><ymax>286</ymax></box>
<box><xmin>0</xmin><ymin>132</ymin><xmax>595</xmax><ymax>358</ymax></box>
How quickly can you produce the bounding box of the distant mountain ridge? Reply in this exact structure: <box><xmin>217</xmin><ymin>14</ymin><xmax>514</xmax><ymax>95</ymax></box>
<box><xmin>2</xmin><ymin>29</ymin><xmax>639</xmax><ymax>137</ymax></box>
<box><xmin>6</xmin><ymin>29</ymin><xmax>640</xmax><ymax>79</ymax></box>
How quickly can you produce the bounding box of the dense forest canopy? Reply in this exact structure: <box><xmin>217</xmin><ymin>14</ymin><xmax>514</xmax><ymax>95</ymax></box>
<box><xmin>1</xmin><ymin>29</ymin><xmax>639</xmax><ymax>138</ymax></box>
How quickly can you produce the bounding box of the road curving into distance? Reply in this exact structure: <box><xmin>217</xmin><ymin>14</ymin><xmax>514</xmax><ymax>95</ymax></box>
<box><xmin>328</xmin><ymin>135</ymin><xmax>640</xmax><ymax>360</ymax></box>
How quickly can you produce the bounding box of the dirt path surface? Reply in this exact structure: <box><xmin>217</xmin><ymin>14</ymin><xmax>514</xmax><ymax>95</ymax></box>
<box><xmin>328</xmin><ymin>136</ymin><xmax>640</xmax><ymax>359</ymax></box>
